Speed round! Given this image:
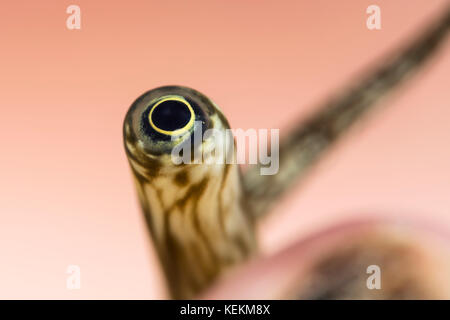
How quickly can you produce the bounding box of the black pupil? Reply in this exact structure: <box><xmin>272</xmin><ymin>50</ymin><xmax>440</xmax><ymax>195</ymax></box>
<box><xmin>151</xmin><ymin>100</ymin><xmax>191</xmax><ymax>132</ymax></box>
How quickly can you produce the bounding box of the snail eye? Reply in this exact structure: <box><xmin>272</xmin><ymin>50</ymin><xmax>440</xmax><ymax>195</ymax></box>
<box><xmin>149</xmin><ymin>96</ymin><xmax>195</xmax><ymax>136</ymax></box>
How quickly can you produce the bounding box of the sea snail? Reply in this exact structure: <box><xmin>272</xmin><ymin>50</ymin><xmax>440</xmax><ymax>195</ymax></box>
<box><xmin>123</xmin><ymin>6</ymin><xmax>450</xmax><ymax>299</ymax></box>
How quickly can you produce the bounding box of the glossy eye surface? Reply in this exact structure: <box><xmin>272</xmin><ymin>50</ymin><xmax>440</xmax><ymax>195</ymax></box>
<box><xmin>124</xmin><ymin>86</ymin><xmax>213</xmax><ymax>155</ymax></box>
<box><xmin>149</xmin><ymin>96</ymin><xmax>195</xmax><ymax>136</ymax></box>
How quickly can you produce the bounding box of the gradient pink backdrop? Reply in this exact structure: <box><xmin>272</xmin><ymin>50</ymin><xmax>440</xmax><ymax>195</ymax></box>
<box><xmin>0</xmin><ymin>0</ymin><xmax>449</xmax><ymax>298</ymax></box>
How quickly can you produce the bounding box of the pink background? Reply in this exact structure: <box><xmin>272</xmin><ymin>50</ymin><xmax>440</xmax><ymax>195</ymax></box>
<box><xmin>0</xmin><ymin>0</ymin><xmax>449</xmax><ymax>298</ymax></box>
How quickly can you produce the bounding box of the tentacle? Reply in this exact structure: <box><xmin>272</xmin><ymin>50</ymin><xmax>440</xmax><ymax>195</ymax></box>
<box><xmin>243</xmin><ymin>5</ymin><xmax>450</xmax><ymax>218</ymax></box>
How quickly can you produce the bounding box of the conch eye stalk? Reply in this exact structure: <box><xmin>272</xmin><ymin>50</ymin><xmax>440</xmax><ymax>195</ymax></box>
<box><xmin>123</xmin><ymin>4</ymin><xmax>450</xmax><ymax>300</ymax></box>
<box><xmin>123</xmin><ymin>86</ymin><xmax>256</xmax><ymax>299</ymax></box>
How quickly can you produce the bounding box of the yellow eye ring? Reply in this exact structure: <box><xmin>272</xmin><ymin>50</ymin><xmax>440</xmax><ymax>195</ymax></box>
<box><xmin>148</xmin><ymin>96</ymin><xmax>195</xmax><ymax>136</ymax></box>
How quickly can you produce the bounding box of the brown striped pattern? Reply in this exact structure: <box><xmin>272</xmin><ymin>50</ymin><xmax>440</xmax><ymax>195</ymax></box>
<box><xmin>124</xmin><ymin>89</ymin><xmax>256</xmax><ymax>299</ymax></box>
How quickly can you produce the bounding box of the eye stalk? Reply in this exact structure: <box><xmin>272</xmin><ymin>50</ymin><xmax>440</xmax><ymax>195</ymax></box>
<box><xmin>124</xmin><ymin>86</ymin><xmax>212</xmax><ymax>155</ymax></box>
<box><xmin>148</xmin><ymin>95</ymin><xmax>195</xmax><ymax>136</ymax></box>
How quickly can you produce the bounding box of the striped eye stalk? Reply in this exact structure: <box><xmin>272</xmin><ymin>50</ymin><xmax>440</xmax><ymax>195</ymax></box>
<box><xmin>123</xmin><ymin>86</ymin><xmax>256</xmax><ymax>299</ymax></box>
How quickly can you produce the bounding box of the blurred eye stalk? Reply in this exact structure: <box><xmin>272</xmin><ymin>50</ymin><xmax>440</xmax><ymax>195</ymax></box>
<box><xmin>124</xmin><ymin>5</ymin><xmax>450</xmax><ymax>299</ymax></box>
<box><xmin>201</xmin><ymin>221</ymin><xmax>450</xmax><ymax>300</ymax></box>
<box><xmin>244</xmin><ymin>5</ymin><xmax>450</xmax><ymax>218</ymax></box>
<box><xmin>295</xmin><ymin>226</ymin><xmax>450</xmax><ymax>300</ymax></box>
